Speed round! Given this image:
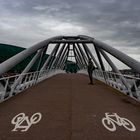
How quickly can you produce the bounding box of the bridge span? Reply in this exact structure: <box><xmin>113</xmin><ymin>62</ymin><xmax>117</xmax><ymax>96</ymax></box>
<box><xmin>0</xmin><ymin>35</ymin><xmax>140</xmax><ymax>139</ymax></box>
<box><xmin>0</xmin><ymin>73</ymin><xmax>140</xmax><ymax>140</ymax></box>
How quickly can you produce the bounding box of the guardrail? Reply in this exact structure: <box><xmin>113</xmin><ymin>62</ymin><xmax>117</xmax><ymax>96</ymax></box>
<box><xmin>79</xmin><ymin>69</ymin><xmax>140</xmax><ymax>101</ymax></box>
<box><xmin>0</xmin><ymin>69</ymin><xmax>65</xmax><ymax>103</ymax></box>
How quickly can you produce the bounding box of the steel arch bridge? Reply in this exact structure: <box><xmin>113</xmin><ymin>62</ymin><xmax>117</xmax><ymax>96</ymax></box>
<box><xmin>0</xmin><ymin>35</ymin><xmax>140</xmax><ymax>102</ymax></box>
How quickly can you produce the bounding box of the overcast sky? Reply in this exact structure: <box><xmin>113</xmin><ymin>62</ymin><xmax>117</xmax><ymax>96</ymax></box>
<box><xmin>0</xmin><ymin>0</ymin><xmax>140</xmax><ymax>63</ymax></box>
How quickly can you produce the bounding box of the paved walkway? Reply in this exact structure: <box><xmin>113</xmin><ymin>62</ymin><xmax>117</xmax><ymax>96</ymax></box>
<box><xmin>0</xmin><ymin>73</ymin><xmax>140</xmax><ymax>140</ymax></box>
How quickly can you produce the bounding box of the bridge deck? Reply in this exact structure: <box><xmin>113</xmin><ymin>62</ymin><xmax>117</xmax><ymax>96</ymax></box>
<box><xmin>0</xmin><ymin>73</ymin><xmax>140</xmax><ymax>140</ymax></box>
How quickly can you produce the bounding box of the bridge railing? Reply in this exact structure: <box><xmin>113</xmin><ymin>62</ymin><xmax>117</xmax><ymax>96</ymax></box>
<box><xmin>93</xmin><ymin>70</ymin><xmax>140</xmax><ymax>101</ymax></box>
<box><xmin>0</xmin><ymin>69</ymin><xmax>65</xmax><ymax>103</ymax></box>
<box><xmin>78</xmin><ymin>69</ymin><xmax>140</xmax><ymax>101</ymax></box>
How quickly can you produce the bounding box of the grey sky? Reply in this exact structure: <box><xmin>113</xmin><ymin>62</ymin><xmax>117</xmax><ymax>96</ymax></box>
<box><xmin>0</xmin><ymin>0</ymin><xmax>140</xmax><ymax>62</ymax></box>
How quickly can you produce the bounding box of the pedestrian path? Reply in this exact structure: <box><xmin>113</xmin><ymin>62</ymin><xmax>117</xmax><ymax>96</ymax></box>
<box><xmin>0</xmin><ymin>73</ymin><xmax>140</xmax><ymax>140</ymax></box>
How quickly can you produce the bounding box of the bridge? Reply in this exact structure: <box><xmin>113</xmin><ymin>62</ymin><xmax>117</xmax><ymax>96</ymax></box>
<box><xmin>0</xmin><ymin>35</ymin><xmax>140</xmax><ymax>139</ymax></box>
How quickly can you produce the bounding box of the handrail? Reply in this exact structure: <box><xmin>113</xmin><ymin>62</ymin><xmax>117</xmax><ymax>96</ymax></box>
<box><xmin>0</xmin><ymin>70</ymin><xmax>49</xmax><ymax>80</ymax></box>
<box><xmin>97</xmin><ymin>70</ymin><xmax>140</xmax><ymax>80</ymax></box>
<box><xmin>78</xmin><ymin>69</ymin><xmax>140</xmax><ymax>101</ymax></box>
<box><xmin>0</xmin><ymin>69</ymin><xmax>65</xmax><ymax>103</ymax></box>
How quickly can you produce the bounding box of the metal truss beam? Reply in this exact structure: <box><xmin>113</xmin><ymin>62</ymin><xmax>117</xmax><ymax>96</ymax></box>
<box><xmin>60</xmin><ymin>45</ymin><xmax>69</xmax><ymax>69</ymax></box>
<box><xmin>0</xmin><ymin>36</ymin><xmax>62</xmax><ymax>75</ymax></box>
<box><xmin>57</xmin><ymin>45</ymin><xmax>69</xmax><ymax>69</ymax></box>
<box><xmin>74</xmin><ymin>45</ymin><xmax>85</xmax><ymax>69</ymax></box>
<box><xmin>76</xmin><ymin>43</ymin><xmax>88</xmax><ymax>66</ymax></box>
<box><xmin>0</xmin><ymin>35</ymin><xmax>140</xmax><ymax>76</ymax></box>
<box><xmin>40</xmin><ymin>44</ymin><xmax>59</xmax><ymax>71</ymax></box>
<box><xmin>74</xmin><ymin>44</ymin><xmax>87</xmax><ymax>68</ymax></box>
<box><xmin>99</xmin><ymin>49</ymin><xmax>132</xmax><ymax>95</ymax></box>
<box><xmin>50</xmin><ymin>44</ymin><xmax>66</xmax><ymax>69</ymax></box>
<box><xmin>48</xmin><ymin>44</ymin><xmax>60</xmax><ymax>69</ymax></box>
<box><xmin>94</xmin><ymin>44</ymin><xmax>105</xmax><ymax>71</ymax></box>
<box><xmin>82</xmin><ymin>43</ymin><xmax>100</xmax><ymax>69</ymax></box>
<box><xmin>50</xmin><ymin>40</ymin><xmax>92</xmax><ymax>44</ymax></box>
<box><xmin>79</xmin><ymin>35</ymin><xmax>140</xmax><ymax>73</ymax></box>
<box><xmin>73</xmin><ymin>47</ymin><xmax>83</xmax><ymax>69</ymax></box>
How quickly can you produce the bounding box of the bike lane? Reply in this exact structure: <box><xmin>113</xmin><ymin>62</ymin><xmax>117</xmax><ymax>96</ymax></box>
<box><xmin>70</xmin><ymin>75</ymin><xmax>140</xmax><ymax>140</ymax></box>
<box><xmin>0</xmin><ymin>74</ymin><xmax>140</xmax><ymax>140</ymax></box>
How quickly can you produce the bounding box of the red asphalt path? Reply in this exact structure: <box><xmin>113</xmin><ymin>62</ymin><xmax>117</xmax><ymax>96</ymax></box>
<box><xmin>0</xmin><ymin>73</ymin><xmax>140</xmax><ymax>140</ymax></box>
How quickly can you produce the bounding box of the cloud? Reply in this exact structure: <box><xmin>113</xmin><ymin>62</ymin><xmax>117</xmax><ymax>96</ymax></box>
<box><xmin>0</xmin><ymin>0</ymin><xmax>140</xmax><ymax>63</ymax></box>
<box><xmin>33</xmin><ymin>5</ymin><xmax>49</xmax><ymax>11</ymax></box>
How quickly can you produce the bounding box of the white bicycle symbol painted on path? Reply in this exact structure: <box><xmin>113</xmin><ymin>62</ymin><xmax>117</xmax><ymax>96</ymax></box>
<box><xmin>102</xmin><ymin>113</ymin><xmax>136</xmax><ymax>132</ymax></box>
<box><xmin>11</xmin><ymin>112</ymin><xmax>42</xmax><ymax>132</ymax></box>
